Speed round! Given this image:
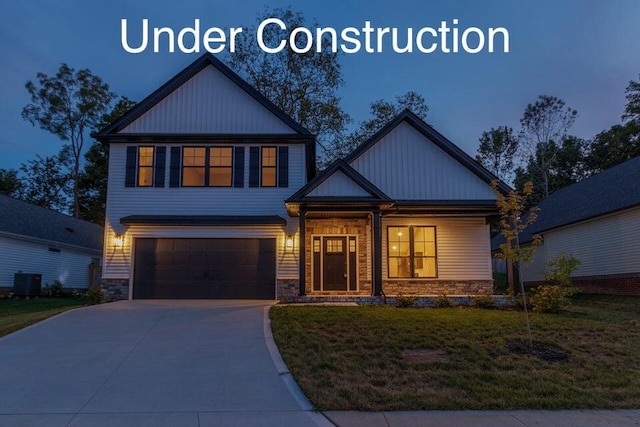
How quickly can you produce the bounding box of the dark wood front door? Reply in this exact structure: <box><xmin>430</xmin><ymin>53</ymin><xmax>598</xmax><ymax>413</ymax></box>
<box><xmin>322</xmin><ymin>237</ymin><xmax>348</xmax><ymax>291</ymax></box>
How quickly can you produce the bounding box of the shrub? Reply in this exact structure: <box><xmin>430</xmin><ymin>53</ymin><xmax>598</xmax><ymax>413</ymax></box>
<box><xmin>85</xmin><ymin>286</ymin><xmax>105</xmax><ymax>305</ymax></box>
<box><xmin>41</xmin><ymin>281</ymin><xmax>64</xmax><ymax>298</ymax></box>
<box><xmin>395</xmin><ymin>294</ymin><xmax>418</xmax><ymax>308</ymax></box>
<box><xmin>529</xmin><ymin>285</ymin><xmax>572</xmax><ymax>313</ymax></box>
<box><xmin>544</xmin><ymin>253</ymin><xmax>580</xmax><ymax>293</ymax></box>
<box><xmin>470</xmin><ymin>293</ymin><xmax>496</xmax><ymax>309</ymax></box>
<box><xmin>434</xmin><ymin>294</ymin><xmax>455</xmax><ymax>308</ymax></box>
<box><xmin>0</xmin><ymin>289</ymin><xmax>14</xmax><ymax>300</ymax></box>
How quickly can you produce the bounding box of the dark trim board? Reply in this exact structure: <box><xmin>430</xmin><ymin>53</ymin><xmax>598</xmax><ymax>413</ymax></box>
<box><xmin>120</xmin><ymin>215</ymin><xmax>286</xmax><ymax>226</ymax></box>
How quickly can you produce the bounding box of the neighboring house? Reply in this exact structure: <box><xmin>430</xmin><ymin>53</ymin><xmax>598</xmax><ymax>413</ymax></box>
<box><xmin>494</xmin><ymin>156</ymin><xmax>640</xmax><ymax>296</ymax></box>
<box><xmin>96</xmin><ymin>54</ymin><xmax>510</xmax><ymax>301</ymax></box>
<box><xmin>0</xmin><ymin>195</ymin><xmax>103</xmax><ymax>290</ymax></box>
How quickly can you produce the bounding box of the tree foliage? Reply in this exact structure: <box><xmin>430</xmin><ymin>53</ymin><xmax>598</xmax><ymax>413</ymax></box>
<box><xmin>492</xmin><ymin>180</ymin><xmax>541</xmax><ymax>347</ymax></box>
<box><xmin>228</xmin><ymin>7</ymin><xmax>349</xmax><ymax>158</ymax></box>
<box><xmin>22</xmin><ymin>63</ymin><xmax>116</xmax><ymax>217</ymax></box>
<box><xmin>623</xmin><ymin>74</ymin><xmax>640</xmax><ymax>126</ymax></box>
<box><xmin>18</xmin><ymin>148</ymin><xmax>72</xmax><ymax>212</ymax></box>
<box><xmin>584</xmin><ymin>123</ymin><xmax>640</xmax><ymax>173</ymax></box>
<box><xmin>475</xmin><ymin>126</ymin><xmax>518</xmax><ymax>181</ymax></box>
<box><xmin>518</xmin><ymin>95</ymin><xmax>578</xmax><ymax>199</ymax></box>
<box><xmin>79</xmin><ymin>97</ymin><xmax>137</xmax><ymax>225</ymax></box>
<box><xmin>324</xmin><ymin>91</ymin><xmax>429</xmax><ymax>166</ymax></box>
<box><xmin>0</xmin><ymin>169</ymin><xmax>22</xmax><ymax>197</ymax></box>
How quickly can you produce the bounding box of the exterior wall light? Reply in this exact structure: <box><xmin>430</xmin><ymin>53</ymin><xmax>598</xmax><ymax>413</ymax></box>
<box><xmin>113</xmin><ymin>234</ymin><xmax>124</xmax><ymax>248</ymax></box>
<box><xmin>286</xmin><ymin>236</ymin><xmax>294</xmax><ymax>249</ymax></box>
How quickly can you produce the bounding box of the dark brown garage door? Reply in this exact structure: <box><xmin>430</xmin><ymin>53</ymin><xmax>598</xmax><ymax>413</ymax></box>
<box><xmin>133</xmin><ymin>238</ymin><xmax>276</xmax><ymax>299</ymax></box>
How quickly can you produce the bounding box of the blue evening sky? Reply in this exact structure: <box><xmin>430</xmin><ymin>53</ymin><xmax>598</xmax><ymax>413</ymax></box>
<box><xmin>1</xmin><ymin>0</ymin><xmax>639</xmax><ymax>171</ymax></box>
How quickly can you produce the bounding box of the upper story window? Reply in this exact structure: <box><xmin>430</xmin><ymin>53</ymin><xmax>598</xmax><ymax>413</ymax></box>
<box><xmin>137</xmin><ymin>147</ymin><xmax>154</xmax><ymax>187</ymax></box>
<box><xmin>209</xmin><ymin>147</ymin><xmax>233</xmax><ymax>187</ymax></box>
<box><xmin>182</xmin><ymin>147</ymin><xmax>206</xmax><ymax>186</ymax></box>
<box><xmin>181</xmin><ymin>146</ymin><xmax>233</xmax><ymax>187</ymax></box>
<box><xmin>387</xmin><ymin>226</ymin><xmax>437</xmax><ymax>278</ymax></box>
<box><xmin>261</xmin><ymin>147</ymin><xmax>277</xmax><ymax>187</ymax></box>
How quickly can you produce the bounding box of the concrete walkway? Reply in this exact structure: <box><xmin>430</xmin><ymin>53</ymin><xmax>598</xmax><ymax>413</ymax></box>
<box><xmin>0</xmin><ymin>300</ymin><xmax>329</xmax><ymax>426</ymax></box>
<box><xmin>324</xmin><ymin>409</ymin><xmax>640</xmax><ymax>426</ymax></box>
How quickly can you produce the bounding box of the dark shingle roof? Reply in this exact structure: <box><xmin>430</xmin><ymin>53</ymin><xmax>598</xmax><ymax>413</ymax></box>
<box><xmin>529</xmin><ymin>156</ymin><xmax>640</xmax><ymax>235</ymax></box>
<box><xmin>492</xmin><ymin>155</ymin><xmax>640</xmax><ymax>250</ymax></box>
<box><xmin>0</xmin><ymin>195</ymin><xmax>103</xmax><ymax>251</ymax></box>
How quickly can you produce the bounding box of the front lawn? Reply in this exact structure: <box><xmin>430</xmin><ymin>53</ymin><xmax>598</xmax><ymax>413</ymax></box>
<box><xmin>270</xmin><ymin>295</ymin><xmax>640</xmax><ymax>410</ymax></box>
<box><xmin>0</xmin><ymin>298</ymin><xmax>86</xmax><ymax>338</ymax></box>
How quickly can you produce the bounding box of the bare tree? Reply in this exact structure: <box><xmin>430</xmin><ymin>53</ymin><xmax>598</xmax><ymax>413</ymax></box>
<box><xmin>518</xmin><ymin>95</ymin><xmax>577</xmax><ymax>199</ymax></box>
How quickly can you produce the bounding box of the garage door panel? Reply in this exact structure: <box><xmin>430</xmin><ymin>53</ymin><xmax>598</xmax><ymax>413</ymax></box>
<box><xmin>133</xmin><ymin>238</ymin><xmax>276</xmax><ymax>299</ymax></box>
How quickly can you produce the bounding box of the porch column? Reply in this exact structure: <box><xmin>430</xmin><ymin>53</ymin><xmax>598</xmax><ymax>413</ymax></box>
<box><xmin>299</xmin><ymin>210</ymin><xmax>306</xmax><ymax>296</ymax></box>
<box><xmin>372</xmin><ymin>210</ymin><xmax>382</xmax><ymax>296</ymax></box>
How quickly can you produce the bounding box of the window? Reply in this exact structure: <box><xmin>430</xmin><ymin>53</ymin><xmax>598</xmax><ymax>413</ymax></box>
<box><xmin>261</xmin><ymin>147</ymin><xmax>277</xmax><ymax>187</ymax></box>
<box><xmin>209</xmin><ymin>147</ymin><xmax>233</xmax><ymax>187</ymax></box>
<box><xmin>387</xmin><ymin>226</ymin><xmax>437</xmax><ymax>278</ymax></box>
<box><xmin>137</xmin><ymin>146</ymin><xmax>154</xmax><ymax>186</ymax></box>
<box><xmin>182</xmin><ymin>147</ymin><xmax>206</xmax><ymax>186</ymax></box>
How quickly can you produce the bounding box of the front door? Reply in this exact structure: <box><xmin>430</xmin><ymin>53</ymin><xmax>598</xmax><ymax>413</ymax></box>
<box><xmin>322</xmin><ymin>237</ymin><xmax>348</xmax><ymax>291</ymax></box>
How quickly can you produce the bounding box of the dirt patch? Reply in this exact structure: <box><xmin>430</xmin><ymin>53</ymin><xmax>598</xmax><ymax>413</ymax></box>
<box><xmin>402</xmin><ymin>349</ymin><xmax>449</xmax><ymax>363</ymax></box>
<box><xmin>506</xmin><ymin>339</ymin><xmax>570</xmax><ymax>363</ymax></box>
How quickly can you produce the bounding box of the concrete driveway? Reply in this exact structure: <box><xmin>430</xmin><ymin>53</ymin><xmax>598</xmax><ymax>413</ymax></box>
<box><xmin>0</xmin><ymin>300</ymin><xmax>329</xmax><ymax>426</ymax></box>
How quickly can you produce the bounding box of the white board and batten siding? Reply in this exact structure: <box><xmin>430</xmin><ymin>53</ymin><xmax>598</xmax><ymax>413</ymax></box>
<box><xmin>0</xmin><ymin>235</ymin><xmax>99</xmax><ymax>289</ymax></box>
<box><xmin>307</xmin><ymin>171</ymin><xmax>372</xmax><ymax>197</ymax></box>
<box><xmin>382</xmin><ymin>217</ymin><xmax>492</xmax><ymax>281</ymax></box>
<box><xmin>543</xmin><ymin>206</ymin><xmax>640</xmax><ymax>278</ymax></box>
<box><xmin>350</xmin><ymin>122</ymin><xmax>496</xmax><ymax>201</ymax></box>
<box><xmin>120</xmin><ymin>65</ymin><xmax>297</xmax><ymax>135</ymax></box>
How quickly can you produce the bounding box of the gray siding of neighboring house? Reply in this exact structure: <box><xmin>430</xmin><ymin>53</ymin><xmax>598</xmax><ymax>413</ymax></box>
<box><xmin>543</xmin><ymin>206</ymin><xmax>640</xmax><ymax>278</ymax></box>
<box><xmin>349</xmin><ymin>122</ymin><xmax>497</xmax><ymax>201</ymax></box>
<box><xmin>120</xmin><ymin>66</ymin><xmax>297</xmax><ymax>135</ymax></box>
<box><xmin>0</xmin><ymin>235</ymin><xmax>100</xmax><ymax>289</ymax></box>
<box><xmin>521</xmin><ymin>242</ymin><xmax>547</xmax><ymax>283</ymax></box>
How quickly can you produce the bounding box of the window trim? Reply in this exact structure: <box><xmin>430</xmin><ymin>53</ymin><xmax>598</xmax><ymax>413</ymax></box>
<box><xmin>137</xmin><ymin>146</ymin><xmax>155</xmax><ymax>187</ymax></box>
<box><xmin>260</xmin><ymin>146</ymin><xmax>277</xmax><ymax>187</ymax></box>
<box><xmin>208</xmin><ymin>146</ymin><xmax>234</xmax><ymax>187</ymax></box>
<box><xmin>387</xmin><ymin>226</ymin><xmax>438</xmax><ymax>279</ymax></box>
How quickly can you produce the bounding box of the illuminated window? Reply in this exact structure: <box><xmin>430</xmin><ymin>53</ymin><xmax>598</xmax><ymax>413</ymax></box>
<box><xmin>182</xmin><ymin>147</ymin><xmax>206</xmax><ymax>186</ymax></box>
<box><xmin>137</xmin><ymin>146</ymin><xmax>154</xmax><ymax>187</ymax></box>
<box><xmin>261</xmin><ymin>147</ymin><xmax>277</xmax><ymax>187</ymax></box>
<box><xmin>209</xmin><ymin>147</ymin><xmax>233</xmax><ymax>187</ymax></box>
<box><xmin>387</xmin><ymin>226</ymin><xmax>437</xmax><ymax>278</ymax></box>
<box><xmin>325</xmin><ymin>239</ymin><xmax>344</xmax><ymax>253</ymax></box>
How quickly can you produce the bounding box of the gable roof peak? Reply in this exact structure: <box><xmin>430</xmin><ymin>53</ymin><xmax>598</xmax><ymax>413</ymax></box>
<box><xmin>96</xmin><ymin>54</ymin><xmax>312</xmax><ymax>138</ymax></box>
<box><xmin>344</xmin><ymin>109</ymin><xmax>512</xmax><ymax>195</ymax></box>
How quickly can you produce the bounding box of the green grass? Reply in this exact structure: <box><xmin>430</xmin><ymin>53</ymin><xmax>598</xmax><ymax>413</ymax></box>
<box><xmin>0</xmin><ymin>298</ymin><xmax>86</xmax><ymax>338</ymax></box>
<box><xmin>270</xmin><ymin>294</ymin><xmax>640</xmax><ymax>411</ymax></box>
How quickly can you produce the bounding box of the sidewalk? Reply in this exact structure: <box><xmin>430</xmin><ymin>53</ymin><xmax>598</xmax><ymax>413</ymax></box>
<box><xmin>323</xmin><ymin>409</ymin><xmax>640</xmax><ymax>426</ymax></box>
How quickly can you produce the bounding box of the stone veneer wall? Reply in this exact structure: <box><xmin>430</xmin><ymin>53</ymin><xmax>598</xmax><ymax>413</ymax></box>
<box><xmin>277</xmin><ymin>279</ymin><xmax>298</xmax><ymax>300</ymax></box>
<box><xmin>305</xmin><ymin>218</ymin><xmax>371</xmax><ymax>295</ymax></box>
<box><xmin>383</xmin><ymin>280</ymin><xmax>493</xmax><ymax>296</ymax></box>
<box><xmin>101</xmin><ymin>278</ymin><xmax>129</xmax><ymax>302</ymax></box>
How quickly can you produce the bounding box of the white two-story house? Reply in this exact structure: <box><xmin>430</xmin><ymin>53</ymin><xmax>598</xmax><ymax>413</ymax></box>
<box><xmin>97</xmin><ymin>54</ymin><xmax>509</xmax><ymax>301</ymax></box>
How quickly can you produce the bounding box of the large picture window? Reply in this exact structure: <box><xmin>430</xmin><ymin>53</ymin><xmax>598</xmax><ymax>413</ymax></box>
<box><xmin>137</xmin><ymin>146</ymin><xmax>154</xmax><ymax>187</ymax></box>
<box><xmin>261</xmin><ymin>147</ymin><xmax>277</xmax><ymax>187</ymax></box>
<box><xmin>387</xmin><ymin>226</ymin><xmax>437</xmax><ymax>278</ymax></box>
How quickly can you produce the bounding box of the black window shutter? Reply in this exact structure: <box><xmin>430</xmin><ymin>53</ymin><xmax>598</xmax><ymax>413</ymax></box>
<box><xmin>125</xmin><ymin>146</ymin><xmax>137</xmax><ymax>187</ymax></box>
<box><xmin>154</xmin><ymin>147</ymin><xmax>166</xmax><ymax>187</ymax></box>
<box><xmin>249</xmin><ymin>147</ymin><xmax>260</xmax><ymax>188</ymax></box>
<box><xmin>278</xmin><ymin>146</ymin><xmax>289</xmax><ymax>188</ymax></box>
<box><xmin>234</xmin><ymin>147</ymin><xmax>245</xmax><ymax>188</ymax></box>
<box><xmin>169</xmin><ymin>147</ymin><xmax>181</xmax><ymax>188</ymax></box>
